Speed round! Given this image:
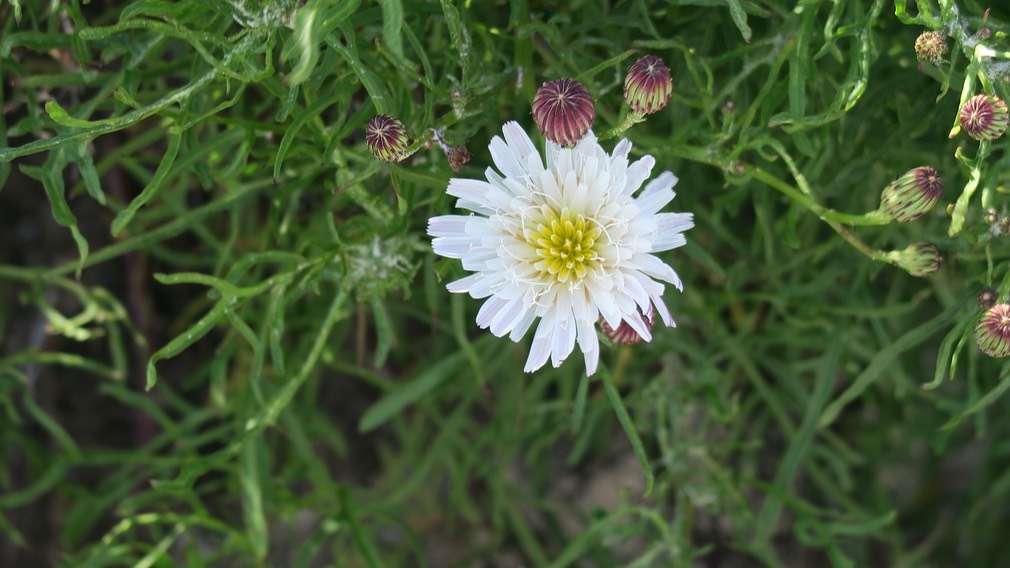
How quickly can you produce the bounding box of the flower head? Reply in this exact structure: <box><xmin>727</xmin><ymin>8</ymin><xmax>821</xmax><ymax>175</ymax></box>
<box><xmin>879</xmin><ymin>166</ymin><xmax>943</xmax><ymax>223</ymax></box>
<box><xmin>428</xmin><ymin>122</ymin><xmax>693</xmax><ymax>375</ymax></box>
<box><xmin>884</xmin><ymin>242</ymin><xmax>942</xmax><ymax>277</ymax></box>
<box><xmin>959</xmin><ymin>94</ymin><xmax>1009</xmax><ymax>141</ymax></box>
<box><xmin>366</xmin><ymin>115</ymin><xmax>411</xmax><ymax>162</ymax></box>
<box><xmin>914</xmin><ymin>31</ymin><xmax>947</xmax><ymax>66</ymax></box>
<box><xmin>624</xmin><ymin>55</ymin><xmax>673</xmax><ymax>115</ymax></box>
<box><xmin>531</xmin><ymin>79</ymin><xmax>595</xmax><ymax>147</ymax></box>
<box><xmin>975</xmin><ymin>304</ymin><xmax>1010</xmax><ymax>358</ymax></box>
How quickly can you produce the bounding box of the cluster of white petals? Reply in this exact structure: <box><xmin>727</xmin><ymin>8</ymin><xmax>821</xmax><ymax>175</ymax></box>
<box><xmin>428</xmin><ymin>122</ymin><xmax>693</xmax><ymax>375</ymax></box>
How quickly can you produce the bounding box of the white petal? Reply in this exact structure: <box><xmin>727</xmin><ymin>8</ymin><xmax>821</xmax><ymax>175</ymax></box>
<box><xmin>636</xmin><ymin>254</ymin><xmax>683</xmax><ymax>290</ymax></box>
<box><xmin>508</xmin><ymin>308</ymin><xmax>537</xmax><ymax>342</ymax></box>
<box><xmin>427</xmin><ymin>215</ymin><xmax>472</xmax><ymax>237</ymax></box>
<box><xmin>651</xmin><ymin>296</ymin><xmax>674</xmax><ymax>327</ymax></box>
<box><xmin>489</xmin><ymin>136</ymin><xmax>526</xmax><ymax>180</ymax></box>
<box><xmin>623</xmin><ymin>155</ymin><xmax>655</xmax><ymax>195</ymax></box>
<box><xmin>651</xmin><ymin>212</ymin><xmax>694</xmax><ymax>251</ymax></box>
<box><xmin>582</xmin><ymin>343</ymin><xmax>600</xmax><ymax>376</ymax></box>
<box><xmin>550</xmin><ymin>294</ymin><xmax>576</xmax><ymax>368</ymax></box>
<box><xmin>431</xmin><ymin>236</ymin><xmax>476</xmax><ymax>259</ymax></box>
<box><xmin>476</xmin><ymin>296</ymin><xmax>510</xmax><ymax>329</ymax></box>
<box><xmin>489</xmin><ymin>297</ymin><xmax>528</xmax><ymax>336</ymax></box>
<box><xmin>503</xmin><ymin>121</ymin><xmax>541</xmax><ymax>170</ymax></box>
<box><xmin>611</xmin><ymin>138</ymin><xmax>632</xmax><ymax>162</ymax></box>
<box><xmin>524</xmin><ymin>312</ymin><xmax>556</xmax><ymax>372</ymax></box>
<box><xmin>446</xmin><ymin>273</ymin><xmax>482</xmax><ymax>294</ymax></box>
<box><xmin>447</xmin><ymin>178</ymin><xmax>498</xmax><ymax>215</ymax></box>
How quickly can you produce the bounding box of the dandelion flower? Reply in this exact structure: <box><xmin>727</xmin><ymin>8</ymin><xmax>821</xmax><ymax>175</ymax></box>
<box><xmin>428</xmin><ymin>122</ymin><xmax>693</xmax><ymax>375</ymax></box>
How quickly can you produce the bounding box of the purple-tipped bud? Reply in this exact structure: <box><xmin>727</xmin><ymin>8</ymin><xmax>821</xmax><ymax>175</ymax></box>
<box><xmin>365</xmin><ymin>115</ymin><xmax>411</xmax><ymax>162</ymax></box>
<box><xmin>975</xmin><ymin>304</ymin><xmax>1010</xmax><ymax>357</ymax></box>
<box><xmin>978</xmin><ymin>287</ymin><xmax>999</xmax><ymax>310</ymax></box>
<box><xmin>885</xmin><ymin>242</ymin><xmax>942</xmax><ymax>277</ymax></box>
<box><xmin>914</xmin><ymin>31</ymin><xmax>947</xmax><ymax>66</ymax></box>
<box><xmin>447</xmin><ymin>145</ymin><xmax>470</xmax><ymax>172</ymax></box>
<box><xmin>879</xmin><ymin>166</ymin><xmax>943</xmax><ymax>222</ymax></box>
<box><xmin>600</xmin><ymin>305</ymin><xmax>654</xmax><ymax>345</ymax></box>
<box><xmin>531</xmin><ymin>78</ymin><xmax>595</xmax><ymax>147</ymax></box>
<box><xmin>959</xmin><ymin>94</ymin><xmax>1009</xmax><ymax>141</ymax></box>
<box><xmin>624</xmin><ymin>55</ymin><xmax>673</xmax><ymax>115</ymax></box>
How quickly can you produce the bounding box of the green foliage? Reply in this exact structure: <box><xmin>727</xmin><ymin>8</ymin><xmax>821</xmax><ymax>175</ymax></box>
<box><xmin>4</xmin><ymin>0</ymin><xmax>1010</xmax><ymax>566</ymax></box>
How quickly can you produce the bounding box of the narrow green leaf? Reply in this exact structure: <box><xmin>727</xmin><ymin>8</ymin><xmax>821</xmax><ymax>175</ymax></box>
<box><xmin>112</xmin><ymin>130</ymin><xmax>182</xmax><ymax>236</ymax></box>
<box><xmin>46</xmin><ymin>99</ymin><xmax>119</xmax><ymax>128</ymax></box>
<box><xmin>598</xmin><ymin>365</ymin><xmax>654</xmax><ymax>496</ymax></box>
<box><xmin>340</xmin><ymin>487</ymin><xmax>383</xmax><ymax>568</ymax></box>
<box><xmin>274</xmin><ymin>91</ymin><xmax>342</xmax><ymax>179</ymax></box>
<box><xmin>377</xmin><ymin>0</ymin><xmax>404</xmax><ymax>59</ymax></box>
<box><xmin>943</xmin><ymin>366</ymin><xmax>1010</xmax><ymax>430</ymax></box>
<box><xmin>21</xmin><ymin>154</ymin><xmax>89</xmax><ymax>275</ymax></box>
<box><xmin>755</xmin><ymin>341</ymin><xmax>842</xmax><ymax>544</ymax></box>
<box><xmin>240</xmin><ymin>438</ymin><xmax>268</xmax><ymax>561</ymax></box>
<box><xmin>819</xmin><ymin>305</ymin><xmax>959</xmax><ymax>428</ymax></box>
<box><xmin>147</xmin><ymin>298</ymin><xmax>230</xmax><ymax>390</ymax></box>
<box><xmin>281</xmin><ymin>0</ymin><xmax>360</xmax><ymax>85</ymax></box>
<box><xmin>438</xmin><ymin>0</ymin><xmax>472</xmax><ymax>82</ymax></box>
<box><xmin>358</xmin><ymin>352</ymin><xmax>465</xmax><ymax>433</ymax></box>
<box><xmin>370</xmin><ymin>298</ymin><xmax>395</xmax><ymax>368</ymax></box>
<box><xmin>571</xmin><ymin>372</ymin><xmax>589</xmax><ymax>433</ymax></box>
<box><xmin>726</xmin><ymin>0</ymin><xmax>753</xmax><ymax>42</ymax></box>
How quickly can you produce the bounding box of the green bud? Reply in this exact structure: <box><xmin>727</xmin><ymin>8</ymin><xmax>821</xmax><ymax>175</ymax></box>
<box><xmin>959</xmin><ymin>94</ymin><xmax>1009</xmax><ymax>141</ymax></box>
<box><xmin>884</xmin><ymin>242</ymin><xmax>942</xmax><ymax>277</ymax></box>
<box><xmin>879</xmin><ymin>166</ymin><xmax>943</xmax><ymax>223</ymax></box>
<box><xmin>975</xmin><ymin>304</ymin><xmax>1010</xmax><ymax>358</ymax></box>
<box><xmin>365</xmin><ymin>115</ymin><xmax>411</xmax><ymax>162</ymax></box>
<box><xmin>623</xmin><ymin>55</ymin><xmax>673</xmax><ymax>116</ymax></box>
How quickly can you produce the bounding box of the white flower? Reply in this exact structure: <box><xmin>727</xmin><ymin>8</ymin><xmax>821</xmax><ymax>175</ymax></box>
<box><xmin>427</xmin><ymin>122</ymin><xmax>693</xmax><ymax>375</ymax></box>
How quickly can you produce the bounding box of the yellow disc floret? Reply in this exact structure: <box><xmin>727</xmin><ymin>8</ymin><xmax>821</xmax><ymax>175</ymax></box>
<box><xmin>526</xmin><ymin>207</ymin><xmax>603</xmax><ymax>285</ymax></box>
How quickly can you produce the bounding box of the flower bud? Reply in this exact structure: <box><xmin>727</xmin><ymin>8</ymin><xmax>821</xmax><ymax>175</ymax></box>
<box><xmin>914</xmin><ymin>31</ymin><xmax>947</xmax><ymax>66</ymax></box>
<box><xmin>975</xmin><ymin>303</ymin><xmax>1010</xmax><ymax>358</ymax></box>
<box><xmin>531</xmin><ymin>78</ymin><xmax>595</xmax><ymax>147</ymax></box>
<box><xmin>624</xmin><ymin>55</ymin><xmax>673</xmax><ymax>115</ymax></box>
<box><xmin>978</xmin><ymin>287</ymin><xmax>999</xmax><ymax>310</ymax></box>
<box><xmin>884</xmin><ymin>242</ymin><xmax>942</xmax><ymax>277</ymax></box>
<box><xmin>447</xmin><ymin>145</ymin><xmax>470</xmax><ymax>172</ymax></box>
<box><xmin>600</xmin><ymin>304</ymin><xmax>654</xmax><ymax>345</ymax></box>
<box><xmin>879</xmin><ymin>166</ymin><xmax>943</xmax><ymax>222</ymax></box>
<box><xmin>365</xmin><ymin>115</ymin><xmax>411</xmax><ymax>162</ymax></box>
<box><xmin>959</xmin><ymin>94</ymin><xmax>1009</xmax><ymax>141</ymax></box>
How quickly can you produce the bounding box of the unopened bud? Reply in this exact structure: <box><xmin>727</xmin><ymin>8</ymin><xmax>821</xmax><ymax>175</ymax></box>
<box><xmin>885</xmin><ymin>242</ymin><xmax>942</xmax><ymax>277</ymax></box>
<box><xmin>447</xmin><ymin>145</ymin><xmax>470</xmax><ymax>172</ymax></box>
<box><xmin>914</xmin><ymin>31</ymin><xmax>947</xmax><ymax>66</ymax></box>
<box><xmin>975</xmin><ymin>303</ymin><xmax>1010</xmax><ymax>357</ymax></box>
<box><xmin>978</xmin><ymin>287</ymin><xmax>999</xmax><ymax>310</ymax></box>
<box><xmin>959</xmin><ymin>94</ymin><xmax>1009</xmax><ymax>141</ymax></box>
<box><xmin>531</xmin><ymin>78</ymin><xmax>595</xmax><ymax>147</ymax></box>
<box><xmin>365</xmin><ymin>115</ymin><xmax>411</xmax><ymax>162</ymax></box>
<box><xmin>879</xmin><ymin>166</ymin><xmax>943</xmax><ymax>222</ymax></box>
<box><xmin>600</xmin><ymin>305</ymin><xmax>654</xmax><ymax>345</ymax></box>
<box><xmin>624</xmin><ymin>55</ymin><xmax>673</xmax><ymax>115</ymax></box>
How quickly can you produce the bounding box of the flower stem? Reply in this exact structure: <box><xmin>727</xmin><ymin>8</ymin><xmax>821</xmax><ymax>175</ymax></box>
<box><xmin>750</xmin><ymin>167</ymin><xmax>890</xmax><ymax>262</ymax></box>
<box><xmin>598</xmin><ymin>111</ymin><xmax>645</xmax><ymax>140</ymax></box>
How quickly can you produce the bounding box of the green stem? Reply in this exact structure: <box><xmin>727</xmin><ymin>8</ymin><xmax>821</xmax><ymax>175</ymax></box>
<box><xmin>598</xmin><ymin>111</ymin><xmax>645</xmax><ymax>140</ymax></box>
<box><xmin>750</xmin><ymin>167</ymin><xmax>890</xmax><ymax>261</ymax></box>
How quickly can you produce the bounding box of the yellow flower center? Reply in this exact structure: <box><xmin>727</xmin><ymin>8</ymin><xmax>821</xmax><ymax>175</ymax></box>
<box><xmin>527</xmin><ymin>207</ymin><xmax>602</xmax><ymax>285</ymax></box>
